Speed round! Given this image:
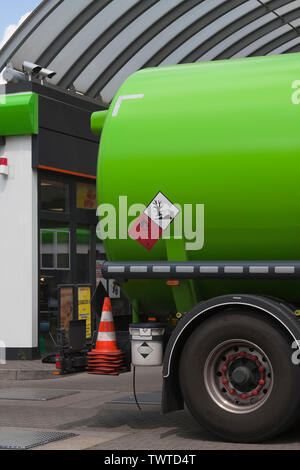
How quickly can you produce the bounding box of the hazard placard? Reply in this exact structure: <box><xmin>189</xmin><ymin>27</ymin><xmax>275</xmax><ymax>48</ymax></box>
<box><xmin>128</xmin><ymin>191</ymin><xmax>179</xmax><ymax>251</ymax></box>
<box><xmin>128</xmin><ymin>212</ymin><xmax>162</xmax><ymax>251</ymax></box>
<box><xmin>137</xmin><ymin>342</ymin><xmax>154</xmax><ymax>359</ymax></box>
<box><xmin>144</xmin><ymin>191</ymin><xmax>179</xmax><ymax>231</ymax></box>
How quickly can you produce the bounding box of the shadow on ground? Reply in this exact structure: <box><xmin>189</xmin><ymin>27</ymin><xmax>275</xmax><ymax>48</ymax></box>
<box><xmin>57</xmin><ymin>398</ymin><xmax>300</xmax><ymax>449</ymax></box>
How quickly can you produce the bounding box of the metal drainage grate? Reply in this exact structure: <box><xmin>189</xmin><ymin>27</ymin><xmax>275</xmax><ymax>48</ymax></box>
<box><xmin>0</xmin><ymin>429</ymin><xmax>76</xmax><ymax>449</ymax></box>
<box><xmin>110</xmin><ymin>392</ymin><xmax>161</xmax><ymax>405</ymax></box>
<box><xmin>0</xmin><ymin>388</ymin><xmax>78</xmax><ymax>401</ymax></box>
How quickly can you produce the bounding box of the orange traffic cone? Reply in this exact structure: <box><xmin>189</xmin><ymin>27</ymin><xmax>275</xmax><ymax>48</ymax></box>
<box><xmin>87</xmin><ymin>297</ymin><xmax>125</xmax><ymax>375</ymax></box>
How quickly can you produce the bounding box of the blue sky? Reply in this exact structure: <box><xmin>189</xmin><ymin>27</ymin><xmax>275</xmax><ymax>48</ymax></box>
<box><xmin>0</xmin><ymin>1</ymin><xmax>41</xmax><ymax>47</ymax></box>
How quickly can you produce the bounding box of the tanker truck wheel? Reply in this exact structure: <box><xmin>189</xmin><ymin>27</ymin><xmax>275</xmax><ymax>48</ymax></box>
<box><xmin>179</xmin><ymin>310</ymin><xmax>300</xmax><ymax>443</ymax></box>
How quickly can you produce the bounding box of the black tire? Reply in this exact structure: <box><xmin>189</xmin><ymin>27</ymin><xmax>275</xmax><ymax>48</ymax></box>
<box><xmin>179</xmin><ymin>310</ymin><xmax>300</xmax><ymax>443</ymax></box>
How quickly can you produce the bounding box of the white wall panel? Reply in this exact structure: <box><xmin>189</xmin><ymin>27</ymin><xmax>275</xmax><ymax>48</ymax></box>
<box><xmin>0</xmin><ymin>136</ymin><xmax>38</xmax><ymax>348</ymax></box>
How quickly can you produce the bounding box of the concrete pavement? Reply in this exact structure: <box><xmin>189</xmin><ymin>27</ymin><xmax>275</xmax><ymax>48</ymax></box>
<box><xmin>0</xmin><ymin>366</ymin><xmax>299</xmax><ymax>449</ymax></box>
<box><xmin>0</xmin><ymin>359</ymin><xmax>56</xmax><ymax>380</ymax></box>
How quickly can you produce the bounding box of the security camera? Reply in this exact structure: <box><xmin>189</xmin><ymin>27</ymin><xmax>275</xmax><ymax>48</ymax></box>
<box><xmin>22</xmin><ymin>61</ymin><xmax>42</xmax><ymax>77</ymax></box>
<box><xmin>67</xmin><ymin>83</ymin><xmax>76</xmax><ymax>93</ymax></box>
<box><xmin>3</xmin><ymin>64</ymin><xmax>26</xmax><ymax>83</ymax></box>
<box><xmin>38</xmin><ymin>68</ymin><xmax>56</xmax><ymax>80</ymax></box>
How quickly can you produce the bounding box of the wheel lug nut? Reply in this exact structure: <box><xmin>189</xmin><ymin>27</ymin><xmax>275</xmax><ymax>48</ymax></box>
<box><xmin>241</xmin><ymin>394</ymin><xmax>247</xmax><ymax>399</ymax></box>
<box><xmin>252</xmin><ymin>390</ymin><xmax>258</xmax><ymax>396</ymax></box>
<box><xmin>229</xmin><ymin>389</ymin><xmax>234</xmax><ymax>395</ymax></box>
<box><xmin>222</xmin><ymin>378</ymin><xmax>227</xmax><ymax>384</ymax></box>
<box><xmin>259</xmin><ymin>379</ymin><xmax>265</xmax><ymax>385</ymax></box>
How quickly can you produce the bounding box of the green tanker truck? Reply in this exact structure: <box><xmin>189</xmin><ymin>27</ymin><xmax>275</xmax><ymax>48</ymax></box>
<box><xmin>92</xmin><ymin>52</ymin><xmax>300</xmax><ymax>443</ymax></box>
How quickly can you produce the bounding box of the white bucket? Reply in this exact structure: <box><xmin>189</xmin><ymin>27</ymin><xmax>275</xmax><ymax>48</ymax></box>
<box><xmin>129</xmin><ymin>323</ymin><xmax>166</xmax><ymax>366</ymax></box>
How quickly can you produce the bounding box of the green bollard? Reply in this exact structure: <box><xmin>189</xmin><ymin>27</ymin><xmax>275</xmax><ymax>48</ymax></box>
<box><xmin>40</xmin><ymin>336</ymin><xmax>45</xmax><ymax>356</ymax></box>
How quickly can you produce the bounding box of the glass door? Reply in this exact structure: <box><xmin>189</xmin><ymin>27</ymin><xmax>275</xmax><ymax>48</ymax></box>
<box><xmin>39</xmin><ymin>173</ymin><xmax>102</xmax><ymax>355</ymax></box>
<box><xmin>40</xmin><ymin>221</ymin><xmax>72</xmax><ymax>354</ymax></box>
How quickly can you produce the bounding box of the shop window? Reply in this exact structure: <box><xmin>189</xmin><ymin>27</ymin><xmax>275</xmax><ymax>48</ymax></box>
<box><xmin>41</xmin><ymin>179</ymin><xmax>69</xmax><ymax>212</ymax></box>
<box><xmin>76</xmin><ymin>182</ymin><xmax>97</xmax><ymax>209</ymax></box>
<box><xmin>41</xmin><ymin>230</ymin><xmax>55</xmax><ymax>268</ymax></box>
<box><xmin>41</xmin><ymin>229</ymin><xmax>70</xmax><ymax>270</ymax></box>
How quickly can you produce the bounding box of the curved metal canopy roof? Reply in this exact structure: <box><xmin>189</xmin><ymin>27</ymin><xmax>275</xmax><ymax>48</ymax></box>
<box><xmin>1</xmin><ymin>0</ymin><xmax>300</xmax><ymax>105</ymax></box>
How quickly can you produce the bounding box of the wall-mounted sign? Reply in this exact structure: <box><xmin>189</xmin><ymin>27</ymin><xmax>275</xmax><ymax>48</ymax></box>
<box><xmin>108</xmin><ymin>280</ymin><xmax>120</xmax><ymax>299</ymax></box>
<box><xmin>77</xmin><ymin>286</ymin><xmax>92</xmax><ymax>338</ymax></box>
<box><xmin>96</xmin><ymin>259</ymin><xmax>108</xmax><ymax>290</ymax></box>
<box><xmin>59</xmin><ymin>286</ymin><xmax>74</xmax><ymax>334</ymax></box>
<box><xmin>76</xmin><ymin>182</ymin><xmax>97</xmax><ymax>210</ymax></box>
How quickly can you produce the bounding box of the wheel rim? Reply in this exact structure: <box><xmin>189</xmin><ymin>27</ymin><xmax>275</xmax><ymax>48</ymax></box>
<box><xmin>204</xmin><ymin>339</ymin><xmax>274</xmax><ymax>414</ymax></box>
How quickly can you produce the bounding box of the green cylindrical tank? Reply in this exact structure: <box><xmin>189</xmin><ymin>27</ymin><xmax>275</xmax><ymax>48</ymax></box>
<box><xmin>96</xmin><ymin>53</ymin><xmax>300</xmax><ymax>314</ymax></box>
